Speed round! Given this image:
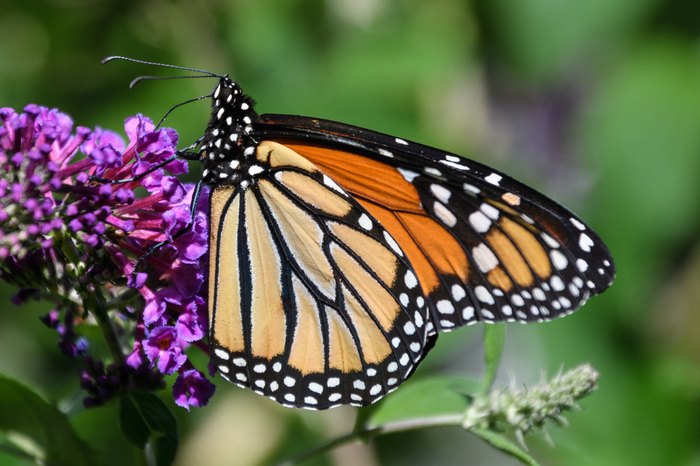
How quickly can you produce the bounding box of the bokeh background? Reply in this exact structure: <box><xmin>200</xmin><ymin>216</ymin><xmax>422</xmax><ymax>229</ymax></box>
<box><xmin>1</xmin><ymin>0</ymin><xmax>700</xmax><ymax>465</ymax></box>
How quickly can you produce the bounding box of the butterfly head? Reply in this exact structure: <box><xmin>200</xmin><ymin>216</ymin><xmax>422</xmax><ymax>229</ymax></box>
<box><xmin>209</xmin><ymin>75</ymin><xmax>257</xmax><ymax>129</ymax></box>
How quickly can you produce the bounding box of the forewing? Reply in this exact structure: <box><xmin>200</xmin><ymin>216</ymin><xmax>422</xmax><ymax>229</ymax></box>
<box><xmin>252</xmin><ymin>115</ymin><xmax>615</xmax><ymax>332</ymax></box>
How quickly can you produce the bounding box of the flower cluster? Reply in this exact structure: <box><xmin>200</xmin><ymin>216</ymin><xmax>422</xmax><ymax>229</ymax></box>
<box><xmin>463</xmin><ymin>364</ymin><xmax>600</xmax><ymax>442</ymax></box>
<box><xmin>0</xmin><ymin>105</ymin><xmax>214</xmax><ymax>409</ymax></box>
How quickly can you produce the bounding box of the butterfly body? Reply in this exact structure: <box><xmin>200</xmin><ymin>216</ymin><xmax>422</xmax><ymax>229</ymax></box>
<box><xmin>197</xmin><ymin>75</ymin><xmax>615</xmax><ymax>410</ymax></box>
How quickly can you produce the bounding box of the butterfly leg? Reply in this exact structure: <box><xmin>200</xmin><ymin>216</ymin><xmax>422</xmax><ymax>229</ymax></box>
<box><xmin>130</xmin><ymin>179</ymin><xmax>205</xmax><ymax>280</ymax></box>
<box><xmin>88</xmin><ymin>150</ymin><xmax>200</xmax><ymax>184</ymax></box>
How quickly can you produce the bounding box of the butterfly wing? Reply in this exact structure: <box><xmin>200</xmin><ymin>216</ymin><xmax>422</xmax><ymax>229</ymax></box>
<box><xmin>208</xmin><ymin>141</ymin><xmax>434</xmax><ymax>409</ymax></box>
<box><xmin>252</xmin><ymin>115</ymin><xmax>616</xmax><ymax>332</ymax></box>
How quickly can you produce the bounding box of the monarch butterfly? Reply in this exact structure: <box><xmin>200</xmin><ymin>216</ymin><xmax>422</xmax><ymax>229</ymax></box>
<box><xmin>107</xmin><ymin>57</ymin><xmax>615</xmax><ymax>410</ymax></box>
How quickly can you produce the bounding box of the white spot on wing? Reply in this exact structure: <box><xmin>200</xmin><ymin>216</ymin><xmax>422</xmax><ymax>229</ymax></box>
<box><xmin>309</xmin><ymin>382</ymin><xmax>323</xmax><ymax>394</ymax></box>
<box><xmin>384</xmin><ymin>231</ymin><xmax>403</xmax><ymax>256</ymax></box>
<box><xmin>511</xmin><ymin>295</ymin><xmax>524</xmax><ymax>306</ymax></box>
<box><xmin>404</xmin><ymin>270</ymin><xmax>418</xmax><ymax>289</ymax></box>
<box><xmin>576</xmin><ymin>258</ymin><xmax>589</xmax><ymax>272</ymax></box>
<box><xmin>550</xmin><ymin>276</ymin><xmax>565</xmax><ymax>291</ymax></box>
<box><xmin>485</xmin><ymin>173</ymin><xmax>502</xmax><ymax>186</ymax></box>
<box><xmin>472</xmin><ymin>243</ymin><xmax>499</xmax><ymax>272</ymax></box>
<box><xmin>451</xmin><ymin>284</ymin><xmax>466</xmax><ymax>301</ymax></box>
<box><xmin>323</xmin><ymin>175</ymin><xmax>345</xmax><ymax>194</ymax></box>
<box><xmin>542</xmin><ymin>233</ymin><xmax>559</xmax><ymax>248</ymax></box>
<box><xmin>437</xmin><ymin>300</ymin><xmax>455</xmax><ymax>314</ymax></box>
<box><xmin>395</xmin><ymin>138</ymin><xmax>409</xmax><ymax>145</ymax></box>
<box><xmin>550</xmin><ymin>250</ymin><xmax>568</xmax><ymax>270</ymax></box>
<box><xmin>579</xmin><ymin>233</ymin><xmax>594</xmax><ymax>252</ymax></box>
<box><xmin>440</xmin><ymin>160</ymin><xmax>470</xmax><ymax>171</ymax></box>
<box><xmin>404</xmin><ymin>321</ymin><xmax>416</xmax><ymax>335</ymax></box>
<box><xmin>358</xmin><ymin>213</ymin><xmax>373</xmax><ymax>231</ymax></box>
<box><xmin>480</xmin><ymin>203</ymin><xmax>500</xmax><ymax>220</ymax></box>
<box><xmin>475</xmin><ymin>286</ymin><xmax>495</xmax><ymax>304</ymax></box>
<box><xmin>464</xmin><ymin>183</ymin><xmax>480</xmax><ymax>195</ymax></box>
<box><xmin>430</xmin><ymin>184</ymin><xmax>452</xmax><ymax>203</ymax></box>
<box><xmin>434</xmin><ymin>201</ymin><xmax>457</xmax><ymax>227</ymax></box>
<box><xmin>570</xmin><ymin>218</ymin><xmax>586</xmax><ymax>230</ymax></box>
<box><xmin>397</xmin><ymin>168</ymin><xmax>419</xmax><ymax>183</ymax></box>
<box><xmin>533</xmin><ymin>288</ymin><xmax>546</xmax><ymax>301</ymax></box>
<box><xmin>462</xmin><ymin>306</ymin><xmax>475</xmax><ymax>320</ymax></box>
<box><xmin>469</xmin><ymin>211</ymin><xmax>492</xmax><ymax>233</ymax></box>
<box><xmin>214</xmin><ymin>349</ymin><xmax>229</xmax><ymax>360</ymax></box>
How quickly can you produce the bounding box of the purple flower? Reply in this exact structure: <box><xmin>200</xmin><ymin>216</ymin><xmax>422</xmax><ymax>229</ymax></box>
<box><xmin>173</xmin><ymin>369</ymin><xmax>216</xmax><ymax>410</ymax></box>
<box><xmin>1</xmin><ymin>104</ymin><xmax>214</xmax><ymax>409</ymax></box>
<box><xmin>143</xmin><ymin>326</ymin><xmax>188</xmax><ymax>374</ymax></box>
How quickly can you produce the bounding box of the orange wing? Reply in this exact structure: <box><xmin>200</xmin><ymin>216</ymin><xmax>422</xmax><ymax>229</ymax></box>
<box><xmin>276</xmin><ymin>140</ymin><xmax>612</xmax><ymax>331</ymax></box>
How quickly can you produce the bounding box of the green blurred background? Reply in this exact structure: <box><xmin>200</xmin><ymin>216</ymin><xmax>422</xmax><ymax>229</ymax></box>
<box><xmin>1</xmin><ymin>0</ymin><xmax>700</xmax><ymax>465</ymax></box>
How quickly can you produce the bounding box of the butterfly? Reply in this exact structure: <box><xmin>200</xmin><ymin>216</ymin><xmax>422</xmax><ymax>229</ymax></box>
<box><xmin>108</xmin><ymin>57</ymin><xmax>615</xmax><ymax>410</ymax></box>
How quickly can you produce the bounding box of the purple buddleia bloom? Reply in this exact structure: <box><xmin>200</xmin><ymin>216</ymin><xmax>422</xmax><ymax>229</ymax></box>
<box><xmin>0</xmin><ymin>105</ymin><xmax>213</xmax><ymax>409</ymax></box>
<box><xmin>173</xmin><ymin>368</ymin><xmax>216</xmax><ymax>410</ymax></box>
<box><xmin>143</xmin><ymin>326</ymin><xmax>188</xmax><ymax>374</ymax></box>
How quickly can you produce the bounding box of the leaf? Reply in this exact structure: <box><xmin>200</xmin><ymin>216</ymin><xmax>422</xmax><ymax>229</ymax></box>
<box><xmin>470</xmin><ymin>428</ymin><xmax>542</xmax><ymax>466</ymax></box>
<box><xmin>480</xmin><ymin>324</ymin><xmax>506</xmax><ymax>395</ymax></box>
<box><xmin>0</xmin><ymin>373</ymin><xmax>96</xmax><ymax>466</ymax></box>
<box><xmin>119</xmin><ymin>392</ymin><xmax>178</xmax><ymax>466</ymax></box>
<box><xmin>365</xmin><ymin>376</ymin><xmax>479</xmax><ymax>429</ymax></box>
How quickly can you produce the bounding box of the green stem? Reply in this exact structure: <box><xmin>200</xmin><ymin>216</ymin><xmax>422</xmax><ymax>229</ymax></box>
<box><xmin>91</xmin><ymin>292</ymin><xmax>124</xmax><ymax>365</ymax></box>
<box><xmin>105</xmin><ymin>288</ymin><xmax>141</xmax><ymax>310</ymax></box>
<box><xmin>279</xmin><ymin>414</ymin><xmax>464</xmax><ymax>465</ymax></box>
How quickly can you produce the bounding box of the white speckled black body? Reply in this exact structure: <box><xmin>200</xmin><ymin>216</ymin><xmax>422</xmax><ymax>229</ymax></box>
<box><xmin>199</xmin><ymin>77</ymin><xmax>259</xmax><ymax>187</ymax></box>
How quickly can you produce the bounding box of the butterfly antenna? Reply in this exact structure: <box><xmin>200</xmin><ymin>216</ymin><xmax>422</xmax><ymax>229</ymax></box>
<box><xmin>155</xmin><ymin>94</ymin><xmax>211</xmax><ymax>129</ymax></box>
<box><xmin>101</xmin><ymin>56</ymin><xmax>222</xmax><ymax>79</ymax></box>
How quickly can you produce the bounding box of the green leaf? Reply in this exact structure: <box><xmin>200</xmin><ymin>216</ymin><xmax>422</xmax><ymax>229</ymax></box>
<box><xmin>0</xmin><ymin>373</ymin><xmax>96</xmax><ymax>466</ymax></box>
<box><xmin>480</xmin><ymin>324</ymin><xmax>506</xmax><ymax>395</ymax></box>
<box><xmin>119</xmin><ymin>392</ymin><xmax>178</xmax><ymax>466</ymax></box>
<box><xmin>365</xmin><ymin>376</ymin><xmax>479</xmax><ymax>429</ymax></box>
<box><xmin>470</xmin><ymin>428</ymin><xmax>542</xmax><ymax>466</ymax></box>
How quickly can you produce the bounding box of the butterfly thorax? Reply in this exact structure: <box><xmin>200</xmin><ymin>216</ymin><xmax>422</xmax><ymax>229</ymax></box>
<box><xmin>199</xmin><ymin>76</ymin><xmax>259</xmax><ymax>188</ymax></box>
